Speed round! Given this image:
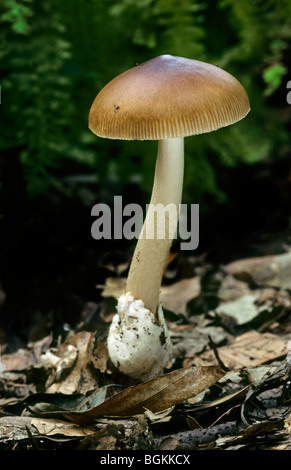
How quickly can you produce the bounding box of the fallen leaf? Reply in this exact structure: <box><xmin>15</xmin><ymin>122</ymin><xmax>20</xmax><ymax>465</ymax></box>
<box><xmin>160</xmin><ymin>277</ymin><xmax>201</xmax><ymax>315</ymax></box>
<box><xmin>215</xmin><ymin>293</ymin><xmax>264</xmax><ymax>325</ymax></box>
<box><xmin>285</xmin><ymin>414</ymin><xmax>291</xmax><ymax>433</ymax></box>
<box><xmin>91</xmin><ymin>340</ymin><xmax>109</xmax><ymax>374</ymax></box>
<box><xmin>193</xmin><ymin>331</ymin><xmax>289</xmax><ymax>368</ymax></box>
<box><xmin>223</xmin><ymin>251</ymin><xmax>291</xmax><ymax>289</ymax></box>
<box><xmin>0</xmin><ymin>348</ymin><xmax>38</xmax><ymax>372</ymax></box>
<box><xmin>61</xmin><ymin>366</ymin><xmax>224</xmax><ymax>424</ymax></box>
<box><xmin>43</xmin><ymin>331</ymin><xmax>98</xmax><ymax>394</ymax></box>
<box><xmin>172</xmin><ymin>321</ymin><xmax>227</xmax><ymax>363</ymax></box>
<box><xmin>78</xmin><ymin>416</ymin><xmax>153</xmax><ymax>450</ymax></box>
<box><xmin>0</xmin><ymin>416</ymin><xmax>40</xmax><ymax>442</ymax></box>
<box><xmin>0</xmin><ymin>415</ymin><xmax>96</xmax><ymax>442</ymax></box>
<box><xmin>1</xmin><ymin>335</ymin><xmax>52</xmax><ymax>372</ymax></box>
<box><xmin>215</xmin><ymin>419</ymin><xmax>285</xmax><ymax>450</ymax></box>
<box><xmin>31</xmin><ymin>417</ymin><xmax>95</xmax><ymax>437</ymax></box>
<box><xmin>98</xmin><ymin>277</ymin><xmax>126</xmax><ymax>299</ymax></box>
<box><xmin>218</xmin><ymin>274</ymin><xmax>251</xmax><ymax>302</ymax></box>
<box><xmin>189</xmin><ymin>386</ymin><xmax>249</xmax><ymax>413</ymax></box>
<box><xmin>98</xmin><ymin>276</ymin><xmax>201</xmax><ymax>317</ymax></box>
<box><xmin>144</xmin><ymin>407</ymin><xmax>174</xmax><ymax>422</ymax></box>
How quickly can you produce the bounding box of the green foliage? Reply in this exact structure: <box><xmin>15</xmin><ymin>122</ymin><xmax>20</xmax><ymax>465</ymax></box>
<box><xmin>1</xmin><ymin>1</ymin><xmax>72</xmax><ymax>195</ymax></box>
<box><xmin>1</xmin><ymin>0</ymin><xmax>33</xmax><ymax>34</ymax></box>
<box><xmin>0</xmin><ymin>0</ymin><xmax>290</xmax><ymax>205</ymax></box>
<box><xmin>263</xmin><ymin>63</ymin><xmax>287</xmax><ymax>96</ymax></box>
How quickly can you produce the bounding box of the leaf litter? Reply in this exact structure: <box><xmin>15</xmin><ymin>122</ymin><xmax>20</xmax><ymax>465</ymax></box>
<box><xmin>0</xmin><ymin>248</ymin><xmax>290</xmax><ymax>450</ymax></box>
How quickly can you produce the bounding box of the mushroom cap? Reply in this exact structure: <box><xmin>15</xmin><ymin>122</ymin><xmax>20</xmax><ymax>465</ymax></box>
<box><xmin>89</xmin><ymin>55</ymin><xmax>250</xmax><ymax>141</ymax></box>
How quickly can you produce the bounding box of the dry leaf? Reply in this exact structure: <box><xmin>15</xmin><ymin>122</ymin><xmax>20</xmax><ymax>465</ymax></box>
<box><xmin>160</xmin><ymin>277</ymin><xmax>200</xmax><ymax>315</ymax></box>
<box><xmin>1</xmin><ymin>335</ymin><xmax>52</xmax><ymax>372</ymax></box>
<box><xmin>190</xmin><ymin>386</ymin><xmax>249</xmax><ymax>413</ymax></box>
<box><xmin>91</xmin><ymin>340</ymin><xmax>109</xmax><ymax>374</ymax></box>
<box><xmin>98</xmin><ymin>277</ymin><xmax>126</xmax><ymax>299</ymax></box>
<box><xmin>215</xmin><ymin>420</ymin><xmax>285</xmax><ymax>450</ymax></box>
<box><xmin>0</xmin><ymin>415</ymin><xmax>96</xmax><ymax>442</ymax></box>
<box><xmin>63</xmin><ymin>366</ymin><xmax>224</xmax><ymax>424</ymax></box>
<box><xmin>193</xmin><ymin>331</ymin><xmax>289</xmax><ymax>368</ymax></box>
<box><xmin>43</xmin><ymin>331</ymin><xmax>98</xmax><ymax>394</ymax></box>
<box><xmin>31</xmin><ymin>418</ymin><xmax>95</xmax><ymax>437</ymax></box>
<box><xmin>223</xmin><ymin>251</ymin><xmax>291</xmax><ymax>289</ymax></box>
<box><xmin>218</xmin><ymin>274</ymin><xmax>251</xmax><ymax>302</ymax></box>
<box><xmin>215</xmin><ymin>293</ymin><xmax>264</xmax><ymax>325</ymax></box>
<box><xmin>0</xmin><ymin>416</ymin><xmax>39</xmax><ymax>442</ymax></box>
<box><xmin>144</xmin><ymin>407</ymin><xmax>174</xmax><ymax>422</ymax></box>
<box><xmin>285</xmin><ymin>414</ymin><xmax>291</xmax><ymax>433</ymax></box>
<box><xmin>98</xmin><ymin>276</ymin><xmax>200</xmax><ymax>317</ymax></box>
<box><xmin>173</xmin><ymin>322</ymin><xmax>227</xmax><ymax>364</ymax></box>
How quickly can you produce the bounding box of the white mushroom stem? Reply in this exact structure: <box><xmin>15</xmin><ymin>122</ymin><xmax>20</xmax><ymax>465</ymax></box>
<box><xmin>107</xmin><ymin>137</ymin><xmax>184</xmax><ymax>380</ymax></box>
<box><xmin>126</xmin><ymin>137</ymin><xmax>184</xmax><ymax>315</ymax></box>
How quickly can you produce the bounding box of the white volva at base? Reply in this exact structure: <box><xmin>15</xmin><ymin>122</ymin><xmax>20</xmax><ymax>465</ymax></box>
<box><xmin>107</xmin><ymin>292</ymin><xmax>172</xmax><ymax>381</ymax></box>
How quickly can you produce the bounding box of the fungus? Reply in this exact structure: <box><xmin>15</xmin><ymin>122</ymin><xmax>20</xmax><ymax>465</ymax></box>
<box><xmin>89</xmin><ymin>55</ymin><xmax>250</xmax><ymax>381</ymax></box>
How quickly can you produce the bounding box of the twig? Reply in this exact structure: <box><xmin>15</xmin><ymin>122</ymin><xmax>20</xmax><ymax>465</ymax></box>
<box><xmin>208</xmin><ymin>335</ymin><xmax>229</xmax><ymax>372</ymax></box>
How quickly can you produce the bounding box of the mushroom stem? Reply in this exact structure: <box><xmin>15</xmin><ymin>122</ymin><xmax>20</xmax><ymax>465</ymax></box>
<box><xmin>126</xmin><ymin>137</ymin><xmax>184</xmax><ymax>314</ymax></box>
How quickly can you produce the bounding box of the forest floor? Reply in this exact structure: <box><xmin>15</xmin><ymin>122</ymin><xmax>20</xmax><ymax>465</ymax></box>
<box><xmin>0</xmin><ymin>236</ymin><xmax>290</xmax><ymax>451</ymax></box>
<box><xmin>0</xmin><ymin>171</ymin><xmax>291</xmax><ymax>452</ymax></box>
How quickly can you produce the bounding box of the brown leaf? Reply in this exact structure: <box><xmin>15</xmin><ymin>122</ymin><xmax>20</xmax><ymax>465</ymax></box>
<box><xmin>98</xmin><ymin>277</ymin><xmax>126</xmax><ymax>298</ymax></box>
<box><xmin>223</xmin><ymin>251</ymin><xmax>291</xmax><ymax>289</ymax></box>
<box><xmin>285</xmin><ymin>414</ymin><xmax>291</xmax><ymax>434</ymax></box>
<box><xmin>215</xmin><ymin>293</ymin><xmax>262</xmax><ymax>325</ymax></box>
<box><xmin>1</xmin><ymin>335</ymin><xmax>52</xmax><ymax>372</ymax></box>
<box><xmin>43</xmin><ymin>331</ymin><xmax>98</xmax><ymax>394</ymax></box>
<box><xmin>98</xmin><ymin>276</ymin><xmax>201</xmax><ymax>316</ymax></box>
<box><xmin>63</xmin><ymin>366</ymin><xmax>224</xmax><ymax>424</ymax></box>
<box><xmin>91</xmin><ymin>340</ymin><xmax>109</xmax><ymax>374</ymax></box>
<box><xmin>31</xmin><ymin>418</ymin><xmax>96</xmax><ymax>437</ymax></box>
<box><xmin>160</xmin><ymin>277</ymin><xmax>201</xmax><ymax>315</ymax></box>
<box><xmin>0</xmin><ymin>415</ymin><xmax>96</xmax><ymax>442</ymax></box>
<box><xmin>193</xmin><ymin>331</ymin><xmax>289</xmax><ymax>368</ymax></box>
<box><xmin>0</xmin><ymin>416</ymin><xmax>40</xmax><ymax>442</ymax></box>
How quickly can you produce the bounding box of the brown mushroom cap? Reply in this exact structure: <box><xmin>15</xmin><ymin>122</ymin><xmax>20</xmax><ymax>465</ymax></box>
<box><xmin>89</xmin><ymin>55</ymin><xmax>250</xmax><ymax>141</ymax></box>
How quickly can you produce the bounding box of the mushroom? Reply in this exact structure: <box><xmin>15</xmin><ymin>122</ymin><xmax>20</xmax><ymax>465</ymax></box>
<box><xmin>89</xmin><ymin>55</ymin><xmax>250</xmax><ymax>381</ymax></box>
